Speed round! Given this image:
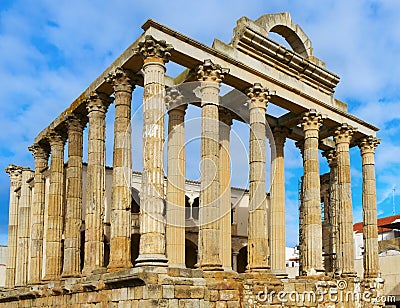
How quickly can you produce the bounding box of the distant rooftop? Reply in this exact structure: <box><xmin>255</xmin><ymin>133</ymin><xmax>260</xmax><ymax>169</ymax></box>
<box><xmin>354</xmin><ymin>214</ymin><xmax>400</xmax><ymax>234</ymax></box>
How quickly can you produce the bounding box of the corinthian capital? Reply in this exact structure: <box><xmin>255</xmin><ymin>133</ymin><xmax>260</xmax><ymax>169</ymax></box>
<box><xmin>28</xmin><ymin>143</ymin><xmax>50</xmax><ymax>161</ymax></box>
<box><xmin>67</xmin><ymin>113</ymin><xmax>87</xmax><ymax>133</ymax></box>
<box><xmin>334</xmin><ymin>123</ymin><xmax>356</xmax><ymax>145</ymax></box>
<box><xmin>300</xmin><ymin>109</ymin><xmax>324</xmax><ymax>131</ymax></box>
<box><xmin>165</xmin><ymin>87</ymin><xmax>184</xmax><ymax>111</ymax></box>
<box><xmin>47</xmin><ymin>129</ymin><xmax>67</xmax><ymax>147</ymax></box>
<box><xmin>219</xmin><ymin>107</ymin><xmax>233</xmax><ymax>126</ymax></box>
<box><xmin>196</xmin><ymin>59</ymin><xmax>229</xmax><ymax>83</ymax></box>
<box><xmin>272</xmin><ymin>126</ymin><xmax>291</xmax><ymax>147</ymax></box>
<box><xmin>105</xmin><ymin>67</ymin><xmax>137</xmax><ymax>93</ymax></box>
<box><xmin>245</xmin><ymin>83</ymin><xmax>270</xmax><ymax>110</ymax></box>
<box><xmin>358</xmin><ymin>136</ymin><xmax>380</xmax><ymax>155</ymax></box>
<box><xmin>5</xmin><ymin>164</ymin><xmax>23</xmax><ymax>187</ymax></box>
<box><xmin>85</xmin><ymin>92</ymin><xmax>112</xmax><ymax>114</ymax></box>
<box><xmin>322</xmin><ymin>149</ymin><xmax>337</xmax><ymax>167</ymax></box>
<box><xmin>134</xmin><ymin>35</ymin><xmax>173</xmax><ymax>63</ymax></box>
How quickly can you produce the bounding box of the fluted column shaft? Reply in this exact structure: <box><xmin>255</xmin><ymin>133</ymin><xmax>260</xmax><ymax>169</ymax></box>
<box><xmin>44</xmin><ymin>131</ymin><xmax>66</xmax><ymax>281</ymax></box>
<box><xmin>15</xmin><ymin>168</ymin><xmax>34</xmax><ymax>286</ymax></box>
<box><xmin>62</xmin><ymin>116</ymin><xmax>85</xmax><ymax>277</ymax></box>
<box><xmin>334</xmin><ymin>124</ymin><xmax>355</xmax><ymax>276</ymax></box>
<box><xmin>270</xmin><ymin>126</ymin><xmax>289</xmax><ymax>275</ymax></box>
<box><xmin>359</xmin><ymin>136</ymin><xmax>380</xmax><ymax>278</ymax></box>
<box><xmin>166</xmin><ymin>94</ymin><xmax>186</xmax><ymax>268</ymax></box>
<box><xmin>135</xmin><ymin>36</ymin><xmax>172</xmax><ymax>266</ymax></box>
<box><xmin>28</xmin><ymin>145</ymin><xmax>49</xmax><ymax>284</ymax></box>
<box><xmin>83</xmin><ymin>93</ymin><xmax>110</xmax><ymax>275</ymax></box>
<box><xmin>219</xmin><ymin>109</ymin><xmax>232</xmax><ymax>271</ymax></box>
<box><xmin>197</xmin><ymin>59</ymin><xmax>228</xmax><ymax>270</ymax></box>
<box><xmin>5</xmin><ymin>165</ymin><xmax>22</xmax><ymax>288</ymax></box>
<box><xmin>107</xmin><ymin>68</ymin><xmax>135</xmax><ymax>271</ymax></box>
<box><xmin>300</xmin><ymin>110</ymin><xmax>323</xmax><ymax>275</ymax></box>
<box><xmin>295</xmin><ymin>140</ymin><xmax>305</xmax><ymax>275</ymax></box>
<box><xmin>322</xmin><ymin>150</ymin><xmax>339</xmax><ymax>274</ymax></box>
<box><xmin>246</xmin><ymin>83</ymin><xmax>269</xmax><ymax>271</ymax></box>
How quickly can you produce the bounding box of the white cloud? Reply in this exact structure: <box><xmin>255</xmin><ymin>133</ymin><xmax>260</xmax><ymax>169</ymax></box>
<box><xmin>1</xmin><ymin>0</ymin><xmax>400</xmax><ymax>248</ymax></box>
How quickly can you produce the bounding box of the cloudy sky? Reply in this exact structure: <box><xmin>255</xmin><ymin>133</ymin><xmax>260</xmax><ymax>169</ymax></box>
<box><xmin>1</xmin><ymin>0</ymin><xmax>400</xmax><ymax>247</ymax></box>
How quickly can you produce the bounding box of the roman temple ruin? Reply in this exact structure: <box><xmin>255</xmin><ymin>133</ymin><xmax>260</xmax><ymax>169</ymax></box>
<box><xmin>2</xmin><ymin>13</ymin><xmax>383</xmax><ymax>307</ymax></box>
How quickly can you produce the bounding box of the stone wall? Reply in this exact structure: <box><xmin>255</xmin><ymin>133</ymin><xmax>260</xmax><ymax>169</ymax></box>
<box><xmin>0</xmin><ymin>268</ymin><xmax>385</xmax><ymax>307</ymax></box>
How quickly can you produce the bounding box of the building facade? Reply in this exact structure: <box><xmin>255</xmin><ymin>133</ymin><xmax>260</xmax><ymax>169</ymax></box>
<box><xmin>2</xmin><ymin>13</ymin><xmax>383</xmax><ymax>307</ymax></box>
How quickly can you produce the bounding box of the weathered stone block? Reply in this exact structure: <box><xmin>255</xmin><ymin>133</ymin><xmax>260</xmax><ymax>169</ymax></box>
<box><xmin>179</xmin><ymin>299</ymin><xmax>200</xmax><ymax>308</ymax></box>
<box><xmin>190</xmin><ymin>286</ymin><xmax>205</xmax><ymax>299</ymax></box>
<box><xmin>162</xmin><ymin>285</ymin><xmax>175</xmax><ymax>299</ymax></box>
<box><xmin>175</xmin><ymin>285</ymin><xmax>191</xmax><ymax>299</ymax></box>
<box><xmin>209</xmin><ymin>290</ymin><xmax>219</xmax><ymax>301</ymax></box>
<box><xmin>219</xmin><ymin>290</ymin><xmax>238</xmax><ymax>301</ymax></box>
<box><xmin>145</xmin><ymin>284</ymin><xmax>162</xmax><ymax>299</ymax></box>
<box><xmin>227</xmin><ymin>301</ymin><xmax>239</xmax><ymax>308</ymax></box>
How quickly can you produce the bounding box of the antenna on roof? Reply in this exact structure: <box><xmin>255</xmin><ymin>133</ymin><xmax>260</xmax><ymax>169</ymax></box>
<box><xmin>392</xmin><ymin>186</ymin><xmax>396</xmax><ymax>215</ymax></box>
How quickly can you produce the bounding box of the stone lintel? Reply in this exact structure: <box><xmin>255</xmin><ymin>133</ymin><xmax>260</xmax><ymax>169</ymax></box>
<box><xmin>33</xmin><ymin>19</ymin><xmax>378</xmax><ymax>149</ymax></box>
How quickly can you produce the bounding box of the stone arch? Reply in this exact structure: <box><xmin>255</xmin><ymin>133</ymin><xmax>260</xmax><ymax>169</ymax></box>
<box><xmin>255</xmin><ymin>12</ymin><xmax>313</xmax><ymax>58</ymax></box>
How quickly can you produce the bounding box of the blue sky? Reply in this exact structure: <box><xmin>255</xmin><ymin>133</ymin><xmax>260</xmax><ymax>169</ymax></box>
<box><xmin>1</xmin><ymin>1</ymin><xmax>400</xmax><ymax>247</ymax></box>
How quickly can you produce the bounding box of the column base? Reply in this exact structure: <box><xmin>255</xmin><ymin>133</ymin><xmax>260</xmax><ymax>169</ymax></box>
<box><xmin>200</xmin><ymin>264</ymin><xmax>223</xmax><ymax>271</ymax></box>
<box><xmin>302</xmin><ymin>267</ymin><xmax>325</xmax><ymax>276</ymax></box>
<box><xmin>246</xmin><ymin>265</ymin><xmax>271</xmax><ymax>273</ymax></box>
<box><xmin>222</xmin><ymin>266</ymin><xmax>233</xmax><ymax>272</ymax></box>
<box><xmin>27</xmin><ymin>279</ymin><xmax>43</xmax><ymax>286</ymax></box>
<box><xmin>135</xmin><ymin>254</ymin><xmax>168</xmax><ymax>267</ymax></box>
<box><xmin>61</xmin><ymin>272</ymin><xmax>81</xmax><ymax>279</ymax></box>
<box><xmin>107</xmin><ymin>261</ymin><xmax>133</xmax><ymax>273</ymax></box>
<box><xmin>167</xmin><ymin>263</ymin><xmax>186</xmax><ymax>269</ymax></box>
<box><xmin>363</xmin><ymin>271</ymin><xmax>378</xmax><ymax>279</ymax></box>
<box><xmin>42</xmin><ymin>274</ymin><xmax>61</xmax><ymax>282</ymax></box>
<box><xmin>270</xmin><ymin>269</ymin><xmax>288</xmax><ymax>278</ymax></box>
<box><xmin>81</xmin><ymin>267</ymin><xmax>106</xmax><ymax>277</ymax></box>
<box><xmin>341</xmin><ymin>271</ymin><xmax>358</xmax><ymax>278</ymax></box>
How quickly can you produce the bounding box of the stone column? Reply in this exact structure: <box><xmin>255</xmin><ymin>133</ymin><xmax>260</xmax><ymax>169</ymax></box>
<box><xmin>322</xmin><ymin>150</ymin><xmax>339</xmax><ymax>274</ymax></box>
<box><xmin>359</xmin><ymin>136</ymin><xmax>380</xmax><ymax>278</ymax></box>
<box><xmin>44</xmin><ymin>130</ymin><xmax>66</xmax><ymax>281</ymax></box>
<box><xmin>299</xmin><ymin>109</ymin><xmax>324</xmax><ymax>275</ymax></box>
<box><xmin>219</xmin><ymin>108</ymin><xmax>233</xmax><ymax>271</ymax></box>
<box><xmin>196</xmin><ymin>60</ymin><xmax>228</xmax><ymax>271</ymax></box>
<box><xmin>15</xmin><ymin>168</ymin><xmax>34</xmax><ymax>286</ymax></box>
<box><xmin>83</xmin><ymin>92</ymin><xmax>111</xmax><ymax>275</ymax></box>
<box><xmin>232</xmin><ymin>251</ymin><xmax>239</xmax><ymax>272</ymax></box>
<box><xmin>5</xmin><ymin>165</ymin><xmax>23</xmax><ymax>288</ymax></box>
<box><xmin>134</xmin><ymin>36</ymin><xmax>172</xmax><ymax>266</ymax></box>
<box><xmin>166</xmin><ymin>89</ymin><xmax>187</xmax><ymax>268</ymax></box>
<box><xmin>106</xmin><ymin>67</ymin><xmax>136</xmax><ymax>272</ymax></box>
<box><xmin>270</xmin><ymin>126</ymin><xmax>290</xmax><ymax>276</ymax></box>
<box><xmin>246</xmin><ymin>83</ymin><xmax>269</xmax><ymax>271</ymax></box>
<box><xmin>334</xmin><ymin>124</ymin><xmax>356</xmax><ymax>276</ymax></box>
<box><xmin>295</xmin><ymin>140</ymin><xmax>305</xmax><ymax>275</ymax></box>
<box><xmin>62</xmin><ymin>115</ymin><xmax>86</xmax><ymax>277</ymax></box>
<box><xmin>28</xmin><ymin>144</ymin><xmax>50</xmax><ymax>284</ymax></box>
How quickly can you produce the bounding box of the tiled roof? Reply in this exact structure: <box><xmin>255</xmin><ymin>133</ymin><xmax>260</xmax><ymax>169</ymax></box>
<box><xmin>353</xmin><ymin>214</ymin><xmax>400</xmax><ymax>234</ymax></box>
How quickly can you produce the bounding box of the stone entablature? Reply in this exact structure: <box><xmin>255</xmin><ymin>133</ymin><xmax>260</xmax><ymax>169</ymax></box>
<box><xmin>3</xmin><ymin>13</ymin><xmax>383</xmax><ymax>307</ymax></box>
